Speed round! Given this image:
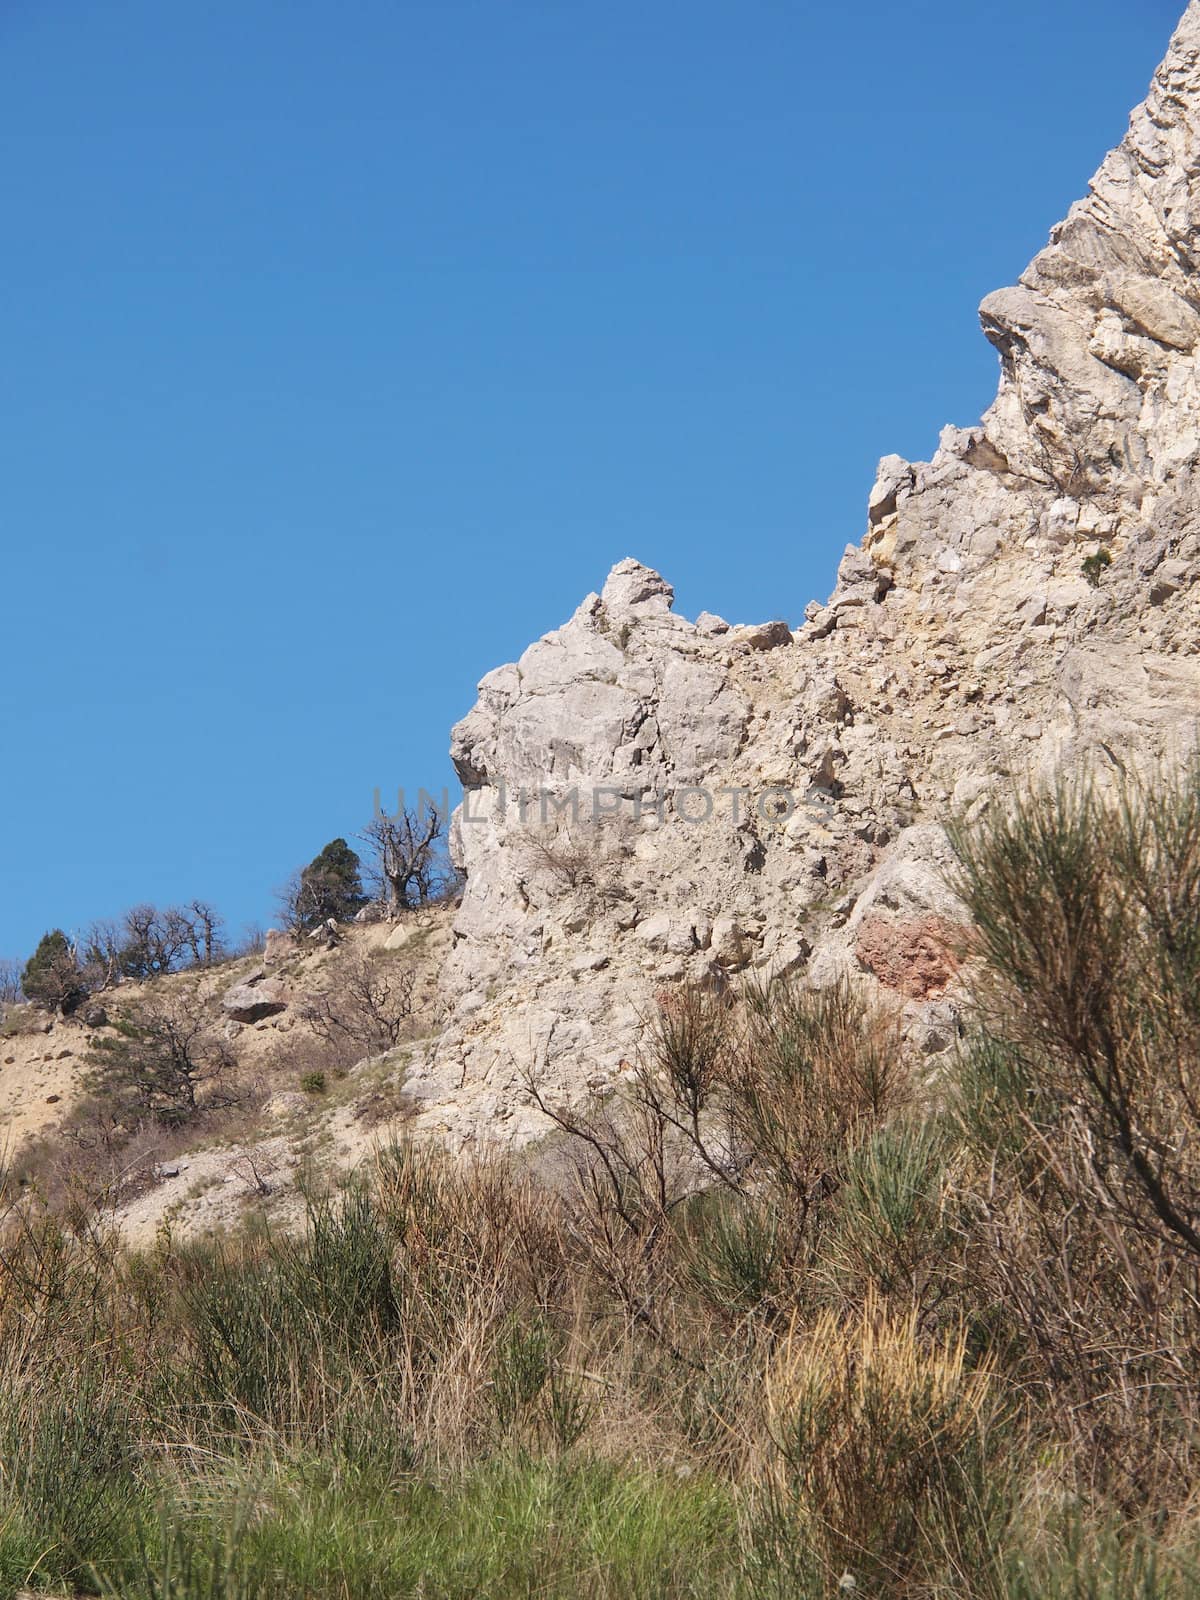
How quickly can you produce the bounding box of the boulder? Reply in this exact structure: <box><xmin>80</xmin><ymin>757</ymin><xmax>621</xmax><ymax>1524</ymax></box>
<box><xmin>263</xmin><ymin>929</ymin><xmax>297</xmax><ymax>964</ymax></box>
<box><xmin>738</xmin><ymin>620</ymin><xmax>794</xmax><ymax>651</ymax></box>
<box><xmin>695</xmin><ymin>611</ymin><xmax>730</xmax><ymax>636</ymax></box>
<box><xmin>710</xmin><ymin>917</ymin><xmax>751</xmax><ymax>967</ymax></box>
<box><xmin>222</xmin><ymin>976</ymin><xmax>288</xmax><ymax>1023</ymax></box>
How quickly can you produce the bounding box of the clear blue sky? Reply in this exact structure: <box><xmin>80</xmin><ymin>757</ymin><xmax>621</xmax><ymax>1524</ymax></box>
<box><xmin>0</xmin><ymin>0</ymin><xmax>1183</xmax><ymax>960</ymax></box>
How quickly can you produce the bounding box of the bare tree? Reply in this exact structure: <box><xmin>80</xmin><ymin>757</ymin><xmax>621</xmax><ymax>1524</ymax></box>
<box><xmin>361</xmin><ymin>807</ymin><xmax>447</xmax><ymax>916</ymax></box>
<box><xmin>275</xmin><ymin>870</ymin><xmax>311</xmax><ymax>935</ymax></box>
<box><xmin>232</xmin><ymin>922</ymin><xmax>266</xmax><ymax>958</ymax></box>
<box><xmin>80</xmin><ymin>919</ymin><xmax>126</xmax><ymax>989</ymax></box>
<box><xmin>181</xmin><ymin>900</ymin><xmax>225</xmax><ymax>966</ymax></box>
<box><xmin>0</xmin><ymin>959</ymin><xmax>22</xmax><ymax>1007</ymax></box>
<box><xmin>120</xmin><ymin>904</ymin><xmax>194</xmax><ymax>979</ymax></box>
<box><xmin>87</xmin><ymin>990</ymin><xmax>242</xmax><ymax>1129</ymax></box>
<box><xmin>82</xmin><ymin>903</ymin><xmax>228</xmax><ymax>987</ymax></box>
<box><xmin>299</xmin><ymin>955</ymin><xmax>416</xmax><ymax>1055</ymax></box>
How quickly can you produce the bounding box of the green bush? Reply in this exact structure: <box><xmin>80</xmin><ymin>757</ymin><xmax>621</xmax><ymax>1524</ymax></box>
<box><xmin>1083</xmin><ymin>546</ymin><xmax>1113</xmax><ymax>586</ymax></box>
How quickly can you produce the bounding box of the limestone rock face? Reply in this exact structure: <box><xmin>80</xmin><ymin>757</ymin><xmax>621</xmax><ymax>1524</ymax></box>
<box><xmin>979</xmin><ymin>4</ymin><xmax>1200</xmax><ymax>511</ymax></box>
<box><xmin>401</xmin><ymin>4</ymin><xmax>1200</xmax><ymax>1149</ymax></box>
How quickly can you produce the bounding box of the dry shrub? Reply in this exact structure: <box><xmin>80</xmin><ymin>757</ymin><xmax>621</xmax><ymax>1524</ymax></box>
<box><xmin>528</xmin><ymin>977</ymin><xmax>907</xmax><ymax>1354</ymax></box>
<box><xmin>516</xmin><ymin>819</ymin><xmax>632</xmax><ymax>909</ymax></box>
<box><xmin>273</xmin><ymin>1027</ymin><xmax>360</xmax><ymax>1084</ymax></box>
<box><xmin>298</xmin><ymin>953</ymin><xmax>416</xmax><ymax>1059</ymax></box>
<box><xmin>949</xmin><ymin>766</ymin><xmax>1200</xmax><ymax>1510</ymax></box>
<box><xmin>373</xmin><ymin>1140</ymin><xmax>569</xmax><ymax>1309</ymax></box>
<box><xmin>731</xmin><ymin>978</ymin><xmax>904</xmax><ymax>1208</ymax></box>
<box><xmin>950</xmin><ymin>771</ymin><xmax>1200</xmax><ymax>1261</ymax></box>
<box><xmin>87</xmin><ymin>989</ymin><xmax>242</xmax><ymax>1129</ymax></box>
<box><xmin>10</xmin><ymin>991</ymin><xmax>254</xmax><ymax>1219</ymax></box>
<box><xmin>765</xmin><ymin>1292</ymin><xmax>1012</xmax><ymax>1588</ymax></box>
<box><xmin>820</xmin><ymin>1117</ymin><xmax>957</xmax><ymax>1311</ymax></box>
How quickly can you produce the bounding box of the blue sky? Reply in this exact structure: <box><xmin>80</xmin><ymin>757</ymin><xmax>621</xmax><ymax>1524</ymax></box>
<box><xmin>0</xmin><ymin>0</ymin><xmax>1184</xmax><ymax>960</ymax></box>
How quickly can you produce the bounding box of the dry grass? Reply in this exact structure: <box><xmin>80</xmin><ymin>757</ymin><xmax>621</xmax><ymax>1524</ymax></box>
<box><xmin>764</xmin><ymin>1294</ymin><xmax>1007</xmax><ymax>1587</ymax></box>
<box><xmin>4</xmin><ymin>773</ymin><xmax>1200</xmax><ymax>1592</ymax></box>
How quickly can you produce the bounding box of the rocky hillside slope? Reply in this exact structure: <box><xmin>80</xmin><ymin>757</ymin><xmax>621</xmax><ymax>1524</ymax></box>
<box><xmin>1</xmin><ymin>909</ymin><xmax>454</xmax><ymax>1241</ymax></box>
<box><xmin>396</xmin><ymin>1</ymin><xmax>1200</xmax><ymax>1149</ymax></box>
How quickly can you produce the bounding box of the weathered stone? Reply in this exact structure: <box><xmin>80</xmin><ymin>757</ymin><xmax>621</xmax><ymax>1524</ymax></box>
<box><xmin>710</xmin><ymin>917</ymin><xmax>751</xmax><ymax>967</ymax></box>
<box><xmin>855</xmin><ymin>915</ymin><xmax>965</xmax><ymax>1000</ymax></box>
<box><xmin>263</xmin><ymin>929</ymin><xmax>297</xmax><ymax>964</ymax></box>
<box><xmin>1150</xmin><ymin>559</ymin><xmax>1193</xmax><ymax>603</ymax></box>
<box><xmin>405</xmin><ymin>5</ymin><xmax>1200</xmax><ymax>1153</ymax></box>
<box><xmin>695</xmin><ymin>611</ymin><xmax>730</xmax><ymax>636</ymax></box>
<box><xmin>222</xmin><ymin>977</ymin><xmax>288</xmax><ymax>1024</ymax></box>
<box><xmin>868</xmin><ymin>456</ymin><xmax>914</xmax><ymax>525</ymax></box>
<box><xmin>737</xmin><ymin>620</ymin><xmax>794</xmax><ymax>651</ymax></box>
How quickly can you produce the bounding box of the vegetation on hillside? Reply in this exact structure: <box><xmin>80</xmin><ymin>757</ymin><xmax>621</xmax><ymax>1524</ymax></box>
<box><xmin>279</xmin><ymin>837</ymin><xmax>367</xmax><ymax>932</ymax></box>
<box><xmin>20</xmin><ymin>928</ymin><xmax>88</xmax><ymax>1013</ymax></box>
<box><xmin>9</xmin><ymin>907</ymin><xmax>236</xmax><ymax>1026</ymax></box>
<box><xmin>0</xmin><ymin>810</ymin><xmax>458</xmax><ymax>1031</ymax></box>
<box><xmin>2</xmin><ymin>769</ymin><xmax>1200</xmax><ymax>1595</ymax></box>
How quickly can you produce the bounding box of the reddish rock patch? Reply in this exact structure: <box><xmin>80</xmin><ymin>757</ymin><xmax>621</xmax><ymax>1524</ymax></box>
<box><xmin>854</xmin><ymin>915</ymin><xmax>967</xmax><ymax>1000</ymax></box>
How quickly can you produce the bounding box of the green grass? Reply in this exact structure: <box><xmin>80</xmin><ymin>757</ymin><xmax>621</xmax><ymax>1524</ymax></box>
<box><xmin>0</xmin><ymin>1456</ymin><xmax>740</xmax><ymax>1600</ymax></box>
<box><xmin>7</xmin><ymin>1455</ymin><xmax>1200</xmax><ymax>1600</ymax></box>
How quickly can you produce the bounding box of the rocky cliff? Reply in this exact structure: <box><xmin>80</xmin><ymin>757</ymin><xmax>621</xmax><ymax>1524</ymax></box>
<box><xmin>402</xmin><ymin>2</ymin><xmax>1200</xmax><ymax>1148</ymax></box>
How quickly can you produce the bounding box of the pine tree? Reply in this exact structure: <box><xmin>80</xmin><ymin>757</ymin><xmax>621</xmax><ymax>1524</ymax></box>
<box><xmin>21</xmin><ymin>929</ymin><xmax>87</xmax><ymax>1013</ymax></box>
<box><xmin>295</xmin><ymin>839</ymin><xmax>366</xmax><ymax>929</ymax></box>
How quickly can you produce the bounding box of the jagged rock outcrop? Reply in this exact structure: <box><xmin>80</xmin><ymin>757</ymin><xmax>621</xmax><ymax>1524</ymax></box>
<box><xmin>400</xmin><ymin>4</ymin><xmax>1200</xmax><ymax>1148</ymax></box>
